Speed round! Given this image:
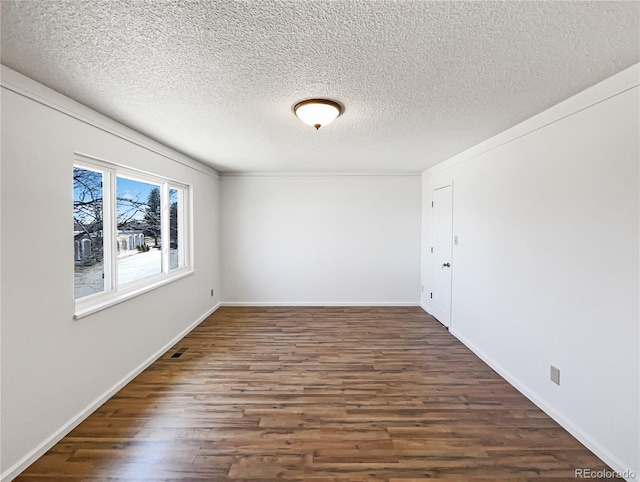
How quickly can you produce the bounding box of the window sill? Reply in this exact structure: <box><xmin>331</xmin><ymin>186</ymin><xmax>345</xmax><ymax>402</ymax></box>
<box><xmin>74</xmin><ymin>268</ymin><xmax>194</xmax><ymax>320</ymax></box>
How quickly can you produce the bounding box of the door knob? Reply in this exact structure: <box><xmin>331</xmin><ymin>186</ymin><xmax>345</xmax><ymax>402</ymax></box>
<box><xmin>442</xmin><ymin>262</ymin><xmax>450</xmax><ymax>267</ymax></box>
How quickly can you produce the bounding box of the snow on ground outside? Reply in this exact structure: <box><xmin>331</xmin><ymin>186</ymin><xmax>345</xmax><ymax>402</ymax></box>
<box><xmin>74</xmin><ymin>248</ymin><xmax>178</xmax><ymax>299</ymax></box>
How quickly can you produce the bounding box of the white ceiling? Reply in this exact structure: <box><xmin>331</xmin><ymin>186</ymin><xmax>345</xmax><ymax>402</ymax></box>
<box><xmin>1</xmin><ymin>1</ymin><xmax>638</xmax><ymax>173</ymax></box>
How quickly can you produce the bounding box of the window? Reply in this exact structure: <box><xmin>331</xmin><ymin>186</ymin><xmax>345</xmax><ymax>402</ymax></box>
<box><xmin>116</xmin><ymin>176</ymin><xmax>163</xmax><ymax>284</ymax></box>
<box><xmin>73</xmin><ymin>155</ymin><xmax>191</xmax><ymax>318</ymax></box>
<box><xmin>73</xmin><ymin>166</ymin><xmax>105</xmax><ymax>298</ymax></box>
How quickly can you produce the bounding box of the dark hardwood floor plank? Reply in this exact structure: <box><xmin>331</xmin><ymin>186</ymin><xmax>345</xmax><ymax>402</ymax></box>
<box><xmin>15</xmin><ymin>307</ymin><xmax>619</xmax><ymax>480</ymax></box>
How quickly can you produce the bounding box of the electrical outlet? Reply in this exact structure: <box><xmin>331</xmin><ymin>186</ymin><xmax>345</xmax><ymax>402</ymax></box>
<box><xmin>421</xmin><ymin>285</ymin><xmax>424</xmax><ymax>292</ymax></box>
<box><xmin>550</xmin><ymin>365</ymin><xmax>560</xmax><ymax>385</ymax></box>
<box><xmin>210</xmin><ymin>288</ymin><xmax>214</xmax><ymax>297</ymax></box>
<box><xmin>454</xmin><ymin>235</ymin><xmax>459</xmax><ymax>245</ymax></box>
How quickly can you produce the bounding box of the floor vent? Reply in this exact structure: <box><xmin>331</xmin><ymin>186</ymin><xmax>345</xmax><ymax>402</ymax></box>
<box><xmin>170</xmin><ymin>348</ymin><xmax>187</xmax><ymax>359</ymax></box>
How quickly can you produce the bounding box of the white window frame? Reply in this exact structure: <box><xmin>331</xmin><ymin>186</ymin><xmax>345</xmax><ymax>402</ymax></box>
<box><xmin>74</xmin><ymin>153</ymin><xmax>193</xmax><ymax>319</ymax></box>
<box><xmin>168</xmin><ymin>184</ymin><xmax>187</xmax><ymax>270</ymax></box>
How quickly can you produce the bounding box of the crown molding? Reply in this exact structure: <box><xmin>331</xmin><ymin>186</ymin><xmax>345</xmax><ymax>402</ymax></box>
<box><xmin>1</xmin><ymin>65</ymin><xmax>219</xmax><ymax>179</ymax></box>
<box><xmin>220</xmin><ymin>171</ymin><xmax>421</xmax><ymax>178</ymax></box>
<box><xmin>424</xmin><ymin>62</ymin><xmax>640</xmax><ymax>177</ymax></box>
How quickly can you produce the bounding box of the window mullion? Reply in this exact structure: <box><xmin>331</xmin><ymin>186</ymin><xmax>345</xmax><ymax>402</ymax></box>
<box><xmin>177</xmin><ymin>188</ymin><xmax>185</xmax><ymax>268</ymax></box>
<box><xmin>111</xmin><ymin>169</ymin><xmax>118</xmax><ymax>289</ymax></box>
<box><xmin>101</xmin><ymin>169</ymin><xmax>117</xmax><ymax>291</ymax></box>
<box><xmin>161</xmin><ymin>182</ymin><xmax>170</xmax><ymax>274</ymax></box>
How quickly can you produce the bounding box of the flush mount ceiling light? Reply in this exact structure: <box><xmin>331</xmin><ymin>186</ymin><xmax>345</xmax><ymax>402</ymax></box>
<box><xmin>294</xmin><ymin>99</ymin><xmax>343</xmax><ymax>130</ymax></box>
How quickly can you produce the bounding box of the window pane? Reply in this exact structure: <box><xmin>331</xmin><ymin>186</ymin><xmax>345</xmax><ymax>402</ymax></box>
<box><xmin>116</xmin><ymin>177</ymin><xmax>162</xmax><ymax>284</ymax></box>
<box><xmin>169</xmin><ymin>188</ymin><xmax>179</xmax><ymax>269</ymax></box>
<box><xmin>74</xmin><ymin>167</ymin><xmax>104</xmax><ymax>299</ymax></box>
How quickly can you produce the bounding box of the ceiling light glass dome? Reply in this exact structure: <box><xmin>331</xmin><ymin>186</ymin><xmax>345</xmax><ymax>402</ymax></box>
<box><xmin>294</xmin><ymin>99</ymin><xmax>343</xmax><ymax>130</ymax></box>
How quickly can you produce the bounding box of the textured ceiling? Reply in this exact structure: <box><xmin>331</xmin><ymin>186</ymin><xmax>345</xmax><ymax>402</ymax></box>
<box><xmin>1</xmin><ymin>1</ymin><xmax>638</xmax><ymax>173</ymax></box>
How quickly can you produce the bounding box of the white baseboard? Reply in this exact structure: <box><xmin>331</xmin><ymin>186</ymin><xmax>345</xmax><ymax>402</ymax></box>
<box><xmin>449</xmin><ymin>327</ymin><xmax>639</xmax><ymax>482</ymax></box>
<box><xmin>221</xmin><ymin>301</ymin><xmax>420</xmax><ymax>307</ymax></box>
<box><xmin>1</xmin><ymin>302</ymin><xmax>221</xmax><ymax>482</ymax></box>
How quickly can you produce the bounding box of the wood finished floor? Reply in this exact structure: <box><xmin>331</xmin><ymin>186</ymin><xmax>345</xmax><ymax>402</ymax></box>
<box><xmin>17</xmin><ymin>307</ymin><xmax>618</xmax><ymax>481</ymax></box>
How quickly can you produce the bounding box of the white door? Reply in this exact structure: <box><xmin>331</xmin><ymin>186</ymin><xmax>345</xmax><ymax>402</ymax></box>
<box><xmin>431</xmin><ymin>185</ymin><xmax>453</xmax><ymax>327</ymax></box>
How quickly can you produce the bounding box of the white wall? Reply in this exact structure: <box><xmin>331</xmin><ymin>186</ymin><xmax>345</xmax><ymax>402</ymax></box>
<box><xmin>221</xmin><ymin>174</ymin><xmax>421</xmax><ymax>304</ymax></box>
<box><xmin>421</xmin><ymin>65</ymin><xmax>639</xmax><ymax>479</ymax></box>
<box><xmin>0</xmin><ymin>68</ymin><xmax>221</xmax><ymax>480</ymax></box>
